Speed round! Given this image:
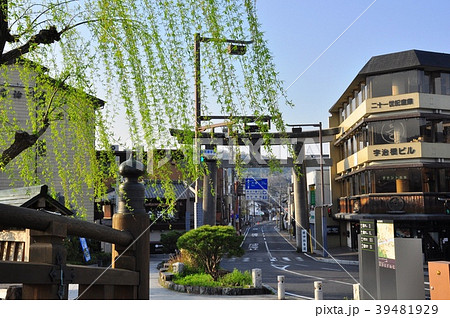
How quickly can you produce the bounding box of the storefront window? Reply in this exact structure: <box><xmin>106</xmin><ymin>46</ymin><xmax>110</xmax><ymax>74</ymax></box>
<box><xmin>371</xmin><ymin>168</ymin><xmax>423</xmax><ymax>193</ymax></box>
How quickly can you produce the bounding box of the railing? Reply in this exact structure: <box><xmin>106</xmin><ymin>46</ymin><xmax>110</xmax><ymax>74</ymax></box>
<box><xmin>339</xmin><ymin>192</ymin><xmax>450</xmax><ymax>215</ymax></box>
<box><xmin>0</xmin><ymin>157</ymin><xmax>149</xmax><ymax>300</ymax></box>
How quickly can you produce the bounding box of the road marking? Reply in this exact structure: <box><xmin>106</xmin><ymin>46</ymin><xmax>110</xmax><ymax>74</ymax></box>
<box><xmin>321</xmin><ymin>267</ymin><xmax>342</xmax><ymax>272</ymax></box>
<box><xmin>273</xmin><ymin>263</ymin><xmax>356</xmax><ymax>286</ymax></box>
<box><xmin>296</xmin><ymin>256</ymin><xmax>304</xmax><ymax>262</ymax></box>
<box><xmin>282</xmin><ymin>257</ymin><xmax>291</xmax><ymax>262</ymax></box>
<box><xmin>243</xmin><ymin>257</ymin><xmax>250</xmax><ymax>262</ymax></box>
<box><xmin>270</xmin><ymin>257</ymin><xmax>277</xmax><ymax>262</ymax></box>
<box><xmin>248</xmin><ymin>243</ymin><xmax>259</xmax><ymax>251</ymax></box>
<box><xmin>328</xmin><ymin>279</ymin><xmax>354</xmax><ymax>286</ymax></box>
<box><xmin>285</xmin><ymin>291</ymin><xmax>314</xmax><ymax>300</ymax></box>
<box><xmin>251</xmin><ymin>233</ymin><xmax>258</xmax><ymax>237</ymax></box>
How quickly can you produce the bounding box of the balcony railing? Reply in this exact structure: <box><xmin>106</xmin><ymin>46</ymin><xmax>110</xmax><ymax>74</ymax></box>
<box><xmin>339</xmin><ymin>192</ymin><xmax>450</xmax><ymax>215</ymax></box>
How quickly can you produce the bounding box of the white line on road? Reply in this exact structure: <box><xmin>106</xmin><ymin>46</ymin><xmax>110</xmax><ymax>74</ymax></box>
<box><xmin>321</xmin><ymin>267</ymin><xmax>342</xmax><ymax>272</ymax></box>
<box><xmin>285</xmin><ymin>291</ymin><xmax>314</xmax><ymax>300</ymax></box>
<box><xmin>296</xmin><ymin>256</ymin><xmax>304</xmax><ymax>262</ymax></box>
<box><xmin>282</xmin><ymin>257</ymin><xmax>291</xmax><ymax>262</ymax></box>
<box><xmin>271</xmin><ymin>263</ymin><xmax>324</xmax><ymax>280</ymax></box>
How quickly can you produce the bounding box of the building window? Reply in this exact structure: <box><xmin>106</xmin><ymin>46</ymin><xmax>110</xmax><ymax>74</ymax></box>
<box><xmin>368</xmin><ymin>70</ymin><xmax>450</xmax><ymax>98</ymax></box>
<box><xmin>367</xmin><ymin>117</ymin><xmax>450</xmax><ymax>145</ymax></box>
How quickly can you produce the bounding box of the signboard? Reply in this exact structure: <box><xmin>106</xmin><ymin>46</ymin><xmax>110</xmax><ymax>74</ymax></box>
<box><xmin>245</xmin><ymin>178</ymin><xmax>268</xmax><ymax>201</ymax></box>
<box><xmin>301</xmin><ymin>229</ymin><xmax>308</xmax><ymax>253</ymax></box>
<box><xmin>79</xmin><ymin>237</ymin><xmax>91</xmax><ymax>262</ymax></box>
<box><xmin>377</xmin><ymin>220</ymin><xmax>396</xmax><ymax>269</ymax></box>
<box><xmin>360</xmin><ymin>220</ymin><xmax>376</xmax><ymax>252</ymax></box>
<box><xmin>245</xmin><ymin>178</ymin><xmax>268</xmax><ymax>190</ymax></box>
<box><xmin>368</xmin><ymin>143</ymin><xmax>420</xmax><ymax>161</ymax></box>
<box><xmin>309</xmin><ymin>185</ymin><xmax>316</xmax><ymax>206</ymax></box>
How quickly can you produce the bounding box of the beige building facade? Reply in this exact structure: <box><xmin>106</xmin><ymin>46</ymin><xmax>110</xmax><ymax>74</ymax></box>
<box><xmin>0</xmin><ymin>63</ymin><xmax>100</xmax><ymax>221</ymax></box>
<box><xmin>329</xmin><ymin>50</ymin><xmax>450</xmax><ymax>261</ymax></box>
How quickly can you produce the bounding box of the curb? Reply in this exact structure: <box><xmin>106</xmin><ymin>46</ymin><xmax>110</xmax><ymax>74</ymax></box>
<box><xmin>159</xmin><ymin>270</ymin><xmax>273</xmax><ymax>296</ymax></box>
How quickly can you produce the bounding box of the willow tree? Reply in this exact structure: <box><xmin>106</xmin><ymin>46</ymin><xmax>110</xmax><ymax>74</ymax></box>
<box><xmin>0</xmin><ymin>0</ymin><xmax>292</xmax><ymax>217</ymax></box>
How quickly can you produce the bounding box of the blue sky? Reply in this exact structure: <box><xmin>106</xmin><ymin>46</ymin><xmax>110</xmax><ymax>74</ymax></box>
<box><xmin>255</xmin><ymin>0</ymin><xmax>450</xmax><ymax>128</ymax></box>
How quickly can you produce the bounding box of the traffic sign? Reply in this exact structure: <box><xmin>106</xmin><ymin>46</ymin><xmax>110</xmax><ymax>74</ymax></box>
<box><xmin>245</xmin><ymin>178</ymin><xmax>268</xmax><ymax>190</ymax></box>
<box><xmin>245</xmin><ymin>178</ymin><xmax>268</xmax><ymax>201</ymax></box>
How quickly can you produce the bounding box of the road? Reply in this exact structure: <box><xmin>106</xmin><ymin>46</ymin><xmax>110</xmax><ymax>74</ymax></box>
<box><xmin>221</xmin><ymin>221</ymin><xmax>360</xmax><ymax>300</ymax></box>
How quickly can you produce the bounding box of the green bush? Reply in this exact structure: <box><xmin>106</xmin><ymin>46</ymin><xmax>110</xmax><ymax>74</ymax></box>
<box><xmin>173</xmin><ymin>269</ymin><xmax>252</xmax><ymax>288</ymax></box>
<box><xmin>174</xmin><ymin>273</ymin><xmax>218</xmax><ymax>287</ymax></box>
<box><xmin>160</xmin><ymin>231</ymin><xmax>185</xmax><ymax>253</ymax></box>
<box><xmin>220</xmin><ymin>269</ymin><xmax>252</xmax><ymax>287</ymax></box>
<box><xmin>177</xmin><ymin>225</ymin><xmax>244</xmax><ymax>280</ymax></box>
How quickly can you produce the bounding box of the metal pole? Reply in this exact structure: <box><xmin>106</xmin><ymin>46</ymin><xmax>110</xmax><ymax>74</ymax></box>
<box><xmin>319</xmin><ymin>122</ymin><xmax>328</xmax><ymax>257</ymax></box>
<box><xmin>194</xmin><ymin>33</ymin><xmax>201</xmax><ymax>229</ymax></box>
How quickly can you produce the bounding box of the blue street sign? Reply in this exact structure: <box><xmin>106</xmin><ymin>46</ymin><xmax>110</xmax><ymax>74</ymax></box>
<box><xmin>245</xmin><ymin>178</ymin><xmax>268</xmax><ymax>190</ymax></box>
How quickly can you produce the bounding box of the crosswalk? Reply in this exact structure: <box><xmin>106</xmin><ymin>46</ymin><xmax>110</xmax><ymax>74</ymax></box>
<box><xmin>227</xmin><ymin>255</ymin><xmax>304</xmax><ymax>263</ymax></box>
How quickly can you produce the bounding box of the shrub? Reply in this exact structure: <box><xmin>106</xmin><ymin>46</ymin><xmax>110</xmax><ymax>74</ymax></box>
<box><xmin>174</xmin><ymin>273</ymin><xmax>217</xmax><ymax>287</ymax></box>
<box><xmin>173</xmin><ymin>269</ymin><xmax>252</xmax><ymax>288</ymax></box>
<box><xmin>160</xmin><ymin>231</ymin><xmax>184</xmax><ymax>253</ymax></box>
<box><xmin>177</xmin><ymin>225</ymin><xmax>244</xmax><ymax>280</ymax></box>
<box><xmin>220</xmin><ymin>269</ymin><xmax>252</xmax><ymax>287</ymax></box>
<box><xmin>167</xmin><ymin>249</ymin><xmax>200</xmax><ymax>276</ymax></box>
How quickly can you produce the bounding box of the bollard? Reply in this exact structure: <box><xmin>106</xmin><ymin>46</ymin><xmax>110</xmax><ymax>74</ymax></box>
<box><xmin>252</xmin><ymin>268</ymin><xmax>262</xmax><ymax>288</ymax></box>
<box><xmin>278</xmin><ymin>275</ymin><xmax>285</xmax><ymax>300</ymax></box>
<box><xmin>314</xmin><ymin>281</ymin><xmax>323</xmax><ymax>300</ymax></box>
<box><xmin>353</xmin><ymin>283</ymin><xmax>360</xmax><ymax>300</ymax></box>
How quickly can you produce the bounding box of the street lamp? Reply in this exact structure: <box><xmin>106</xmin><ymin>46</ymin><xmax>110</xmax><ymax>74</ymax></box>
<box><xmin>287</xmin><ymin>122</ymin><xmax>328</xmax><ymax>257</ymax></box>
<box><xmin>193</xmin><ymin>33</ymin><xmax>252</xmax><ymax>228</ymax></box>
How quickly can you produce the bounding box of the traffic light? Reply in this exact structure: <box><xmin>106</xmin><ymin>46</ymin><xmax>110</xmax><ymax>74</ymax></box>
<box><xmin>327</xmin><ymin>206</ymin><xmax>332</xmax><ymax>217</ymax></box>
<box><xmin>445</xmin><ymin>200</ymin><xmax>450</xmax><ymax>215</ymax></box>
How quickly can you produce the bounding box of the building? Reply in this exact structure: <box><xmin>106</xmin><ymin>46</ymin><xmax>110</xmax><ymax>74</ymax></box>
<box><xmin>0</xmin><ymin>61</ymin><xmax>102</xmax><ymax>221</ymax></box>
<box><xmin>329</xmin><ymin>50</ymin><xmax>450</xmax><ymax>261</ymax></box>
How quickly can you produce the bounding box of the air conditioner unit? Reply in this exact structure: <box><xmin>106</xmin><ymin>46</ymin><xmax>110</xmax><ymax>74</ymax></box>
<box><xmin>110</xmin><ymin>145</ymin><xmax>119</xmax><ymax>151</ymax></box>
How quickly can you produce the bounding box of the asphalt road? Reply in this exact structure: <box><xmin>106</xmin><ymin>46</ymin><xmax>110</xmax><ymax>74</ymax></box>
<box><xmin>221</xmin><ymin>221</ymin><xmax>360</xmax><ymax>300</ymax></box>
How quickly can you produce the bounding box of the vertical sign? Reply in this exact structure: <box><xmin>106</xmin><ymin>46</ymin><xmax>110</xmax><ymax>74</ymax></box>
<box><xmin>377</xmin><ymin>220</ymin><xmax>396</xmax><ymax>269</ymax></box>
<box><xmin>359</xmin><ymin>219</ymin><xmax>378</xmax><ymax>300</ymax></box>
<box><xmin>301</xmin><ymin>229</ymin><xmax>308</xmax><ymax>252</ymax></box>
<box><xmin>79</xmin><ymin>237</ymin><xmax>91</xmax><ymax>262</ymax></box>
<box><xmin>360</xmin><ymin>220</ymin><xmax>376</xmax><ymax>252</ymax></box>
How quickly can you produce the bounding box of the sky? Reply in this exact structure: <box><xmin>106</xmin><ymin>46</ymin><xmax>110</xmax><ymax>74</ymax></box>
<box><xmin>255</xmin><ymin>0</ymin><xmax>450</xmax><ymax>129</ymax></box>
<box><xmin>114</xmin><ymin>0</ymin><xmax>450</xmax><ymax>152</ymax></box>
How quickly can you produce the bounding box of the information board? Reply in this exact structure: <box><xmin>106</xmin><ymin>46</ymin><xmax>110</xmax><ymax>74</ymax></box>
<box><xmin>245</xmin><ymin>178</ymin><xmax>268</xmax><ymax>201</ymax></box>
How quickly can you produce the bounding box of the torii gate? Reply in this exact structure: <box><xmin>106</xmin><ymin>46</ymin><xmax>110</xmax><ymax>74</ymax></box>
<box><xmin>170</xmin><ymin>124</ymin><xmax>339</xmax><ymax>253</ymax></box>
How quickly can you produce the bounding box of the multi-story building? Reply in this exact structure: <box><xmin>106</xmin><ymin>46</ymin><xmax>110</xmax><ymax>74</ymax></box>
<box><xmin>329</xmin><ymin>49</ymin><xmax>450</xmax><ymax>261</ymax></box>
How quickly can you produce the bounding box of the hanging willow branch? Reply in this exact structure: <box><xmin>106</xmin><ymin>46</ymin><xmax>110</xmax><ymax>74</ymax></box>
<box><xmin>0</xmin><ymin>0</ymin><xmax>294</xmax><ymax>215</ymax></box>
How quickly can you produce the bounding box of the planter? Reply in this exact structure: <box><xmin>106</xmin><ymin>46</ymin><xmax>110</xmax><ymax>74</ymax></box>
<box><xmin>158</xmin><ymin>270</ymin><xmax>272</xmax><ymax>296</ymax></box>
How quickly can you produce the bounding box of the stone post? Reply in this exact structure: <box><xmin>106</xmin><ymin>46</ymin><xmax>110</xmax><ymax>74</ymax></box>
<box><xmin>112</xmin><ymin>157</ymin><xmax>149</xmax><ymax>299</ymax></box>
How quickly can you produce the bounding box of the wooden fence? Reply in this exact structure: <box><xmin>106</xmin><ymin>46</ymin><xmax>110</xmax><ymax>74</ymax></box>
<box><xmin>0</xmin><ymin>158</ymin><xmax>150</xmax><ymax>300</ymax></box>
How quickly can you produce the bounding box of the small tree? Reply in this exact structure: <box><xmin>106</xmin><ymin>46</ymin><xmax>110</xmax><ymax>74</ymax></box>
<box><xmin>177</xmin><ymin>225</ymin><xmax>244</xmax><ymax>281</ymax></box>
